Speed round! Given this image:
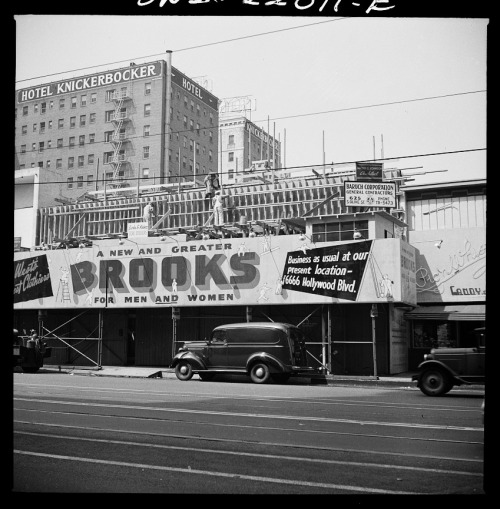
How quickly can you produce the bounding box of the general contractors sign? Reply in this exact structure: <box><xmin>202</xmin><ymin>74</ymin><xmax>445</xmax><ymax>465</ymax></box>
<box><xmin>344</xmin><ymin>181</ymin><xmax>396</xmax><ymax>208</ymax></box>
<box><xmin>17</xmin><ymin>62</ymin><xmax>162</xmax><ymax>103</ymax></box>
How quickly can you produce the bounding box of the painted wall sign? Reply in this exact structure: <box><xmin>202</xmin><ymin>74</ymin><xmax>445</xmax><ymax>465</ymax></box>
<box><xmin>13</xmin><ymin>236</ymin><xmax>416</xmax><ymax>309</ymax></box>
<box><xmin>344</xmin><ymin>181</ymin><xmax>396</xmax><ymax>208</ymax></box>
<box><xmin>17</xmin><ymin>62</ymin><xmax>162</xmax><ymax>104</ymax></box>
<box><xmin>171</xmin><ymin>68</ymin><xmax>219</xmax><ymax>110</ymax></box>
<box><xmin>355</xmin><ymin>162</ymin><xmax>383</xmax><ymax>181</ymax></box>
<box><xmin>14</xmin><ymin>254</ymin><xmax>53</xmax><ymax>303</ymax></box>
<box><xmin>413</xmin><ymin>229</ymin><xmax>486</xmax><ymax>303</ymax></box>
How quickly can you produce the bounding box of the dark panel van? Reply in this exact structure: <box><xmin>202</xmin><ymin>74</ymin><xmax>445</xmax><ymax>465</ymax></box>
<box><xmin>171</xmin><ymin>322</ymin><xmax>318</xmax><ymax>384</ymax></box>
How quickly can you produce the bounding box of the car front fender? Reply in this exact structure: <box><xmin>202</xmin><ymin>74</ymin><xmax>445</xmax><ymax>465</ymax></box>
<box><xmin>245</xmin><ymin>352</ymin><xmax>288</xmax><ymax>374</ymax></box>
<box><xmin>170</xmin><ymin>351</ymin><xmax>207</xmax><ymax>371</ymax></box>
<box><xmin>415</xmin><ymin>360</ymin><xmax>459</xmax><ymax>382</ymax></box>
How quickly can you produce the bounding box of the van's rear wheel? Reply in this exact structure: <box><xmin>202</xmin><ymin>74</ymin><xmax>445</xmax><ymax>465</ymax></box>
<box><xmin>175</xmin><ymin>361</ymin><xmax>194</xmax><ymax>381</ymax></box>
<box><xmin>419</xmin><ymin>369</ymin><xmax>452</xmax><ymax>396</ymax></box>
<box><xmin>250</xmin><ymin>363</ymin><xmax>270</xmax><ymax>384</ymax></box>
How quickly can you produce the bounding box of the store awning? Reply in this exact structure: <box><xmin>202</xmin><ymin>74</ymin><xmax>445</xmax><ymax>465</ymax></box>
<box><xmin>405</xmin><ymin>304</ymin><xmax>485</xmax><ymax>321</ymax></box>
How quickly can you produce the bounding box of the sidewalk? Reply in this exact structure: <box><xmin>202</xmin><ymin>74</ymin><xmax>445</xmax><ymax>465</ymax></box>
<box><xmin>32</xmin><ymin>364</ymin><xmax>483</xmax><ymax>391</ymax></box>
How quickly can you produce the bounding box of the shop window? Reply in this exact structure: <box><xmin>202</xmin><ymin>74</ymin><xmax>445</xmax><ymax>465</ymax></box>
<box><xmin>412</xmin><ymin>321</ymin><xmax>456</xmax><ymax>349</ymax></box>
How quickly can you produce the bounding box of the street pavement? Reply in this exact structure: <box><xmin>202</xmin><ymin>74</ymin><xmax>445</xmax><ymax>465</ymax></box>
<box><xmin>23</xmin><ymin>364</ymin><xmax>484</xmax><ymax>391</ymax></box>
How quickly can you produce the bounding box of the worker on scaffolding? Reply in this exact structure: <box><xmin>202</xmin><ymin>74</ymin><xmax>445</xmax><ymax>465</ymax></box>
<box><xmin>212</xmin><ymin>190</ymin><xmax>225</xmax><ymax>226</ymax></box>
<box><xmin>143</xmin><ymin>201</ymin><xmax>156</xmax><ymax>229</ymax></box>
<box><xmin>204</xmin><ymin>172</ymin><xmax>220</xmax><ymax>199</ymax></box>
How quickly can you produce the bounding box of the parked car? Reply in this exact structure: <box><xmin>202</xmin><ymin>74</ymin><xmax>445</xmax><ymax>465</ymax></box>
<box><xmin>412</xmin><ymin>327</ymin><xmax>485</xmax><ymax>396</ymax></box>
<box><xmin>171</xmin><ymin>322</ymin><xmax>319</xmax><ymax>384</ymax></box>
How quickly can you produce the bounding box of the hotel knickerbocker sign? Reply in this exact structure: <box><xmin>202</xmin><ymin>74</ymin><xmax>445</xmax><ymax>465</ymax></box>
<box><xmin>13</xmin><ymin>236</ymin><xmax>417</xmax><ymax>309</ymax></box>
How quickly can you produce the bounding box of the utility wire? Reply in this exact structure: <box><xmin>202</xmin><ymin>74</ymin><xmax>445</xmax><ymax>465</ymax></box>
<box><xmin>14</xmin><ymin>147</ymin><xmax>486</xmax><ymax>186</ymax></box>
<box><xmin>15</xmin><ymin>19</ymin><xmax>347</xmax><ymax>85</ymax></box>
<box><xmin>14</xmin><ymin>89</ymin><xmax>486</xmax><ymax>157</ymax></box>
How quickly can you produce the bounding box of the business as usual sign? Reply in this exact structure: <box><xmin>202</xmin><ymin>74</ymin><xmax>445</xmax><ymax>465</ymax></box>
<box><xmin>13</xmin><ymin>236</ymin><xmax>417</xmax><ymax>309</ymax></box>
<box><xmin>344</xmin><ymin>181</ymin><xmax>396</xmax><ymax>208</ymax></box>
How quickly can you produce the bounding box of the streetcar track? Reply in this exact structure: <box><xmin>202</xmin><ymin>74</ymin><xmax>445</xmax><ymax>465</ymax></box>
<box><xmin>14</xmin><ymin>397</ymin><xmax>484</xmax><ymax>432</ymax></box>
<box><xmin>14</xmin><ymin>429</ymin><xmax>483</xmax><ymax>476</ymax></box>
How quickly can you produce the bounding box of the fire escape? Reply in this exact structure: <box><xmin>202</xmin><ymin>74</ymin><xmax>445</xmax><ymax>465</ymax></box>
<box><xmin>109</xmin><ymin>89</ymin><xmax>131</xmax><ymax>188</ymax></box>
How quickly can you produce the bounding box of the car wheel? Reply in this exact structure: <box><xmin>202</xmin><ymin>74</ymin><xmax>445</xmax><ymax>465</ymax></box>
<box><xmin>419</xmin><ymin>369</ymin><xmax>452</xmax><ymax>396</ymax></box>
<box><xmin>199</xmin><ymin>372</ymin><xmax>215</xmax><ymax>381</ymax></box>
<box><xmin>250</xmin><ymin>363</ymin><xmax>271</xmax><ymax>384</ymax></box>
<box><xmin>272</xmin><ymin>373</ymin><xmax>290</xmax><ymax>384</ymax></box>
<box><xmin>21</xmin><ymin>366</ymin><xmax>40</xmax><ymax>373</ymax></box>
<box><xmin>175</xmin><ymin>361</ymin><xmax>194</xmax><ymax>381</ymax></box>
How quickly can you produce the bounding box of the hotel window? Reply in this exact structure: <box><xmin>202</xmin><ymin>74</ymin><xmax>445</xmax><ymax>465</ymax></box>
<box><xmin>78</xmin><ymin>155</ymin><xmax>84</xmax><ymax>167</ymax></box>
<box><xmin>69</xmin><ymin>137</ymin><xmax>75</xmax><ymax>148</ymax></box>
<box><xmin>170</xmin><ymin>107</ymin><xmax>173</xmax><ymax>120</ymax></box>
<box><xmin>189</xmin><ymin>140</ymin><xmax>194</xmax><ymax>152</ymax></box>
<box><xmin>46</xmin><ymin>160</ymin><xmax>51</xmax><ymax>168</ymax></box>
<box><xmin>47</xmin><ymin>140</ymin><xmax>52</xmax><ymax>149</ymax></box>
<box><xmin>68</xmin><ymin>157</ymin><xmax>74</xmax><ymax>169</ymax></box>
<box><xmin>71</xmin><ymin>96</ymin><xmax>77</xmax><ymax>108</ymax></box>
<box><xmin>56</xmin><ymin>159</ymin><xmax>62</xmax><ymax>169</ymax></box>
<box><xmin>175</xmin><ymin>151</ymin><xmax>179</xmax><ymax>163</ymax></box>
<box><xmin>209</xmin><ymin>112</ymin><xmax>214</xmax><ymax>125</ymax></box>
<box><xmin>88</xmin><ymin>154</ymin><xmax>94</xmax><ymax>165</ymax></box>
<box><xmin>80</xmin><ymin>115</ymin><xmax>86</xmax><ymax>127</ymax></box>
<box><xmin>59</xmin><ymin>98</ymin><xmax>65</xmax><ymax>109</ymax></box>
<box><xmin>145</xmin><ymin>82</ymin><xmax>151</xmax><ymax>95</ymax></box>
<box><xmin>58</xmin><ymin>119</ymin><xmax>64</xmax><ymax>129</ymax></box>
<box><xmin>103</xmin><ymin>152</ymin><xmax>114</xmax><ymax>164</ymax></box>
<box><xmin>41</xmin><ymin>102</ymin><xmax>46</xmax><ymax>114</ymax></box>
<box><xmin>67</xmin><ymin>177</ymin><xmax>74</xmax><ymax>189</ymax></box>
<box><xmin>33</xmin><ymin>123</ymin><xmax>37</xmax><ymax>132</ymax></box>
<box><xmin>105</xmin><ymin>172</ymin><xmax>113</xmax><ymax>180</ymax></box>
<box><xmin>190</xmin><ymin>100</ymin><xmax>194</xmax><ymax>112</ymax></box>
<box><xmin>195</xmin><ymin>162</ymin><xmax>200</xmax><ymax>174</ymax></box>
<box><xmin>143</xmin><ymin>146</ymin><xmax>150</xmax><ymax>159</ymax></box>
<box><xmin>105</xmin><ymin>90</ymin><xmax>115</xmax><ymax>102</ymax></box>
<box><xmin>228</xmin><ymin>170</ymin><xmax>234</xmax><ymax>180</ymax></box>
<box><xmin>87</xmin><ymin>175</ymin><xmax>94</xmax><ymax>187</ymax></box>
<box><xmin>190</xmin><ymin>119</ymin><xmax>194</xmax><ymax>131</ymax></box>
<box><xmin>34</xmin><ymin>104</ymin><xmax>39</xmax><ymax>113</ymax></box>
<box><xmin>189</xmin><ymin>159</ymin><xmax>194</xmax><ymax>172</ymax></box>
<box><xmin>104</xmin><ymin>131</ymin><xmax>113</xmax><ymax>143</ymax></box>
<box><xmin>22</xmin><ymin>125</ymin><xmax>27</xmax><ymax>135</ymax></box>
<box><xmin>40</xmin><ymin>122</ymin><xmax>46</xmax><ymax>133</ymax></box>
<box><xmin>144</xmin><ymin>104</ymin><xmax>151</xmax><ymax>117</ymax></box>
<box><xmin>23</xmin><ymin>106</ymin><xmax>28</xmax><ymax>116</ymax></box>
<box><xmin>182</xmin><ymin>156</ymin><xmax>187</xmax><ymax>169</ymax></box>
<box><xmin>48</xmin><ymin>120</ymin><xmax>53</xmax><ymax>129</ymax></box>
<box><xmin>142</xmin><ymin>168</ymin><xmax>149</xmax><ymax>178</ymax></box>
<box><xmin>79</xmin><ymin>135</ymin><xmax>85</xmax><ymax>146</ymax></box>
<box><xmin>228</xmin><ymin>152</ymin><xmax>234</xmax><ymax>162</ymax></box>
<box><xmin>208</xmin><ymin>150</ymin><xmax>213</xmax><ymax>163</ymax></box>
<box><xmin>39</xmin><ymin>142</ymin><xmax>44</xmax><ymax>153</ymax></box>
<box><xmin>89</xmin><ymin>113</ymin><xmax>96</xmax><ymax>124</ymax></box>
<box><xmin>105</xmin><ymin>110</ymin><xmax>114</xmax><ymax>122</ymax></box>
<box><xmin>89</xmin><ymin>133</ymin><xmax>95</xmax><ymax>144</ymax></box>
<box><xmin>70</xmin><ymin>117</ymin><xmax>76</xmax><ymax>128</ymax></box>
<box><xmin>143</xmin><ymin>125</ymin><xmax>150</xmax><ymax>137</ymax></box>
<box><xmin>196</xmin><ymin>142</ymin><xmax>200</xmax><ymax>155</ymax></box>
<box><xmin>209</xmin><ymin>131</ymin><xmax>213</xmax><ymax>144</ymax></box>
<box><xmin>228</xmin><ymin>134</ymin><xmax>234</xmax><ymax>147</ymax></box>
<box><xmin>49</xmin><ymin>100</ymin><xmax>54</xmax><ymax>109</ymax></box>
<box><xmin>21</xmin><ymin>145</ymin><xmax>26</xmax><ymax>154</ymax></box>
<box><xmin>90</xmin><ymin>93</ymin><xmax>97</xmax><ymax>104</ymax></box>
<box><xmin>183</xmin><ymin>115</ymin><xmax>188</xmax><ymax>129</ymax></box>
<box><xmin>196</xmin><ymin>104</ymin><xmax>200</xmax><ymax>116</ymax></box>
<box><xmin>32</xmin><ymin>143</ymin><xmax>36</xmax><ymax>151</ymax></box>
<box><xmin>77</xmin><ymin>176</ymin><xmax>83</xmax><ymax>188</ymax></box>
<box><xmin>57</xmin><ymin>138</ymin><xmax>63</xmax><ymax>148</ymax></box>
<box><xmin>184</xmin><ymin>96</ymin><xmax>188</xmax><ymax>108</ymax></box>
<box><xmin>196</xmin><ymin>123</ymin><xmax>200</xmax><ymax>135</ymax></box>
<box><xmin>182</xmin><ymin>136</ymin><xmax>187</xmax><ymax>148</ymax></box>
<box><xmin>168</xmin><ymin>149</ymin><xmax>172</xmax><ymax>162</ymax></box>
<box><xmin>81</xmin><ymin>95</ymin><xmax>87</xmax><ymax>107</ymax></box>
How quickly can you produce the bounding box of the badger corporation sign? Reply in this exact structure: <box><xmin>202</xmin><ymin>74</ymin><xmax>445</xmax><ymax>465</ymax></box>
<box><xmin>344</xmin><ymin>181</ymin><xmax>396</xmax><ymax>208</ymax></box>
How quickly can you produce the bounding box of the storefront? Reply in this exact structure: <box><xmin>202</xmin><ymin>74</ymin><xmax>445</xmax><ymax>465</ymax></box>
<box><xmin>13</xmin><ymin>234</ymin><xmax>417</xmax><ymax>376</ymax></box>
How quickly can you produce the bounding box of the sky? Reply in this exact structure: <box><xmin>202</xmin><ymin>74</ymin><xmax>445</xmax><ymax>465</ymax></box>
<box><xmin>14</xmin><ymin>15</ymin><xmax>488</xmax><ymax>186</ymax></box>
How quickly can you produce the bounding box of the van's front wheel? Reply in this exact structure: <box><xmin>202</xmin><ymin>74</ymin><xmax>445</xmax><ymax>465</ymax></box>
<box><xmin>175</xmin><ymin>361</ymin><xmax>194</xmax><ymax>381</ymax></box>
<box><xmin>250</xmin><ymin>363</ymin><xmax>270</xmax><ymax>384</ymax></box>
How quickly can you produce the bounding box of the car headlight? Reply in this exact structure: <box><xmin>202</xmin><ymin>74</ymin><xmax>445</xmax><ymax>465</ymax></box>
<box><xmin>424</xmin><ymin>353</ymin><xmax>434</xmax><ymax>361</ymax></box>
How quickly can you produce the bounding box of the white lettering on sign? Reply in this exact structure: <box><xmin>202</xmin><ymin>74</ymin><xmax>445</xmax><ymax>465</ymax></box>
<box><xmin>182</xmin><ymin>78</ymin><xmax>203</xmax><ymax>99</ymax></box>
<box><xmin>17</xmin><ymin>63</ymin><xmax>160</xmax><ymax>103</ymax></box>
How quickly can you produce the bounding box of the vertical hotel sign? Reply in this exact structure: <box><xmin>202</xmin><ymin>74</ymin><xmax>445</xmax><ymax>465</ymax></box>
<box><xmin>17</xmin><ymin>62</ymin><xmax>163</xmax><ymax>104</ymax></box>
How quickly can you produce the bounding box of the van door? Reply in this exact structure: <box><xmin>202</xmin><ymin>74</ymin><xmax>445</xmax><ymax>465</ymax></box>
<box><xmin>207</xmin><ymin>329</ymin><xmax>228</xmax><ymax>368</ymax></box>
